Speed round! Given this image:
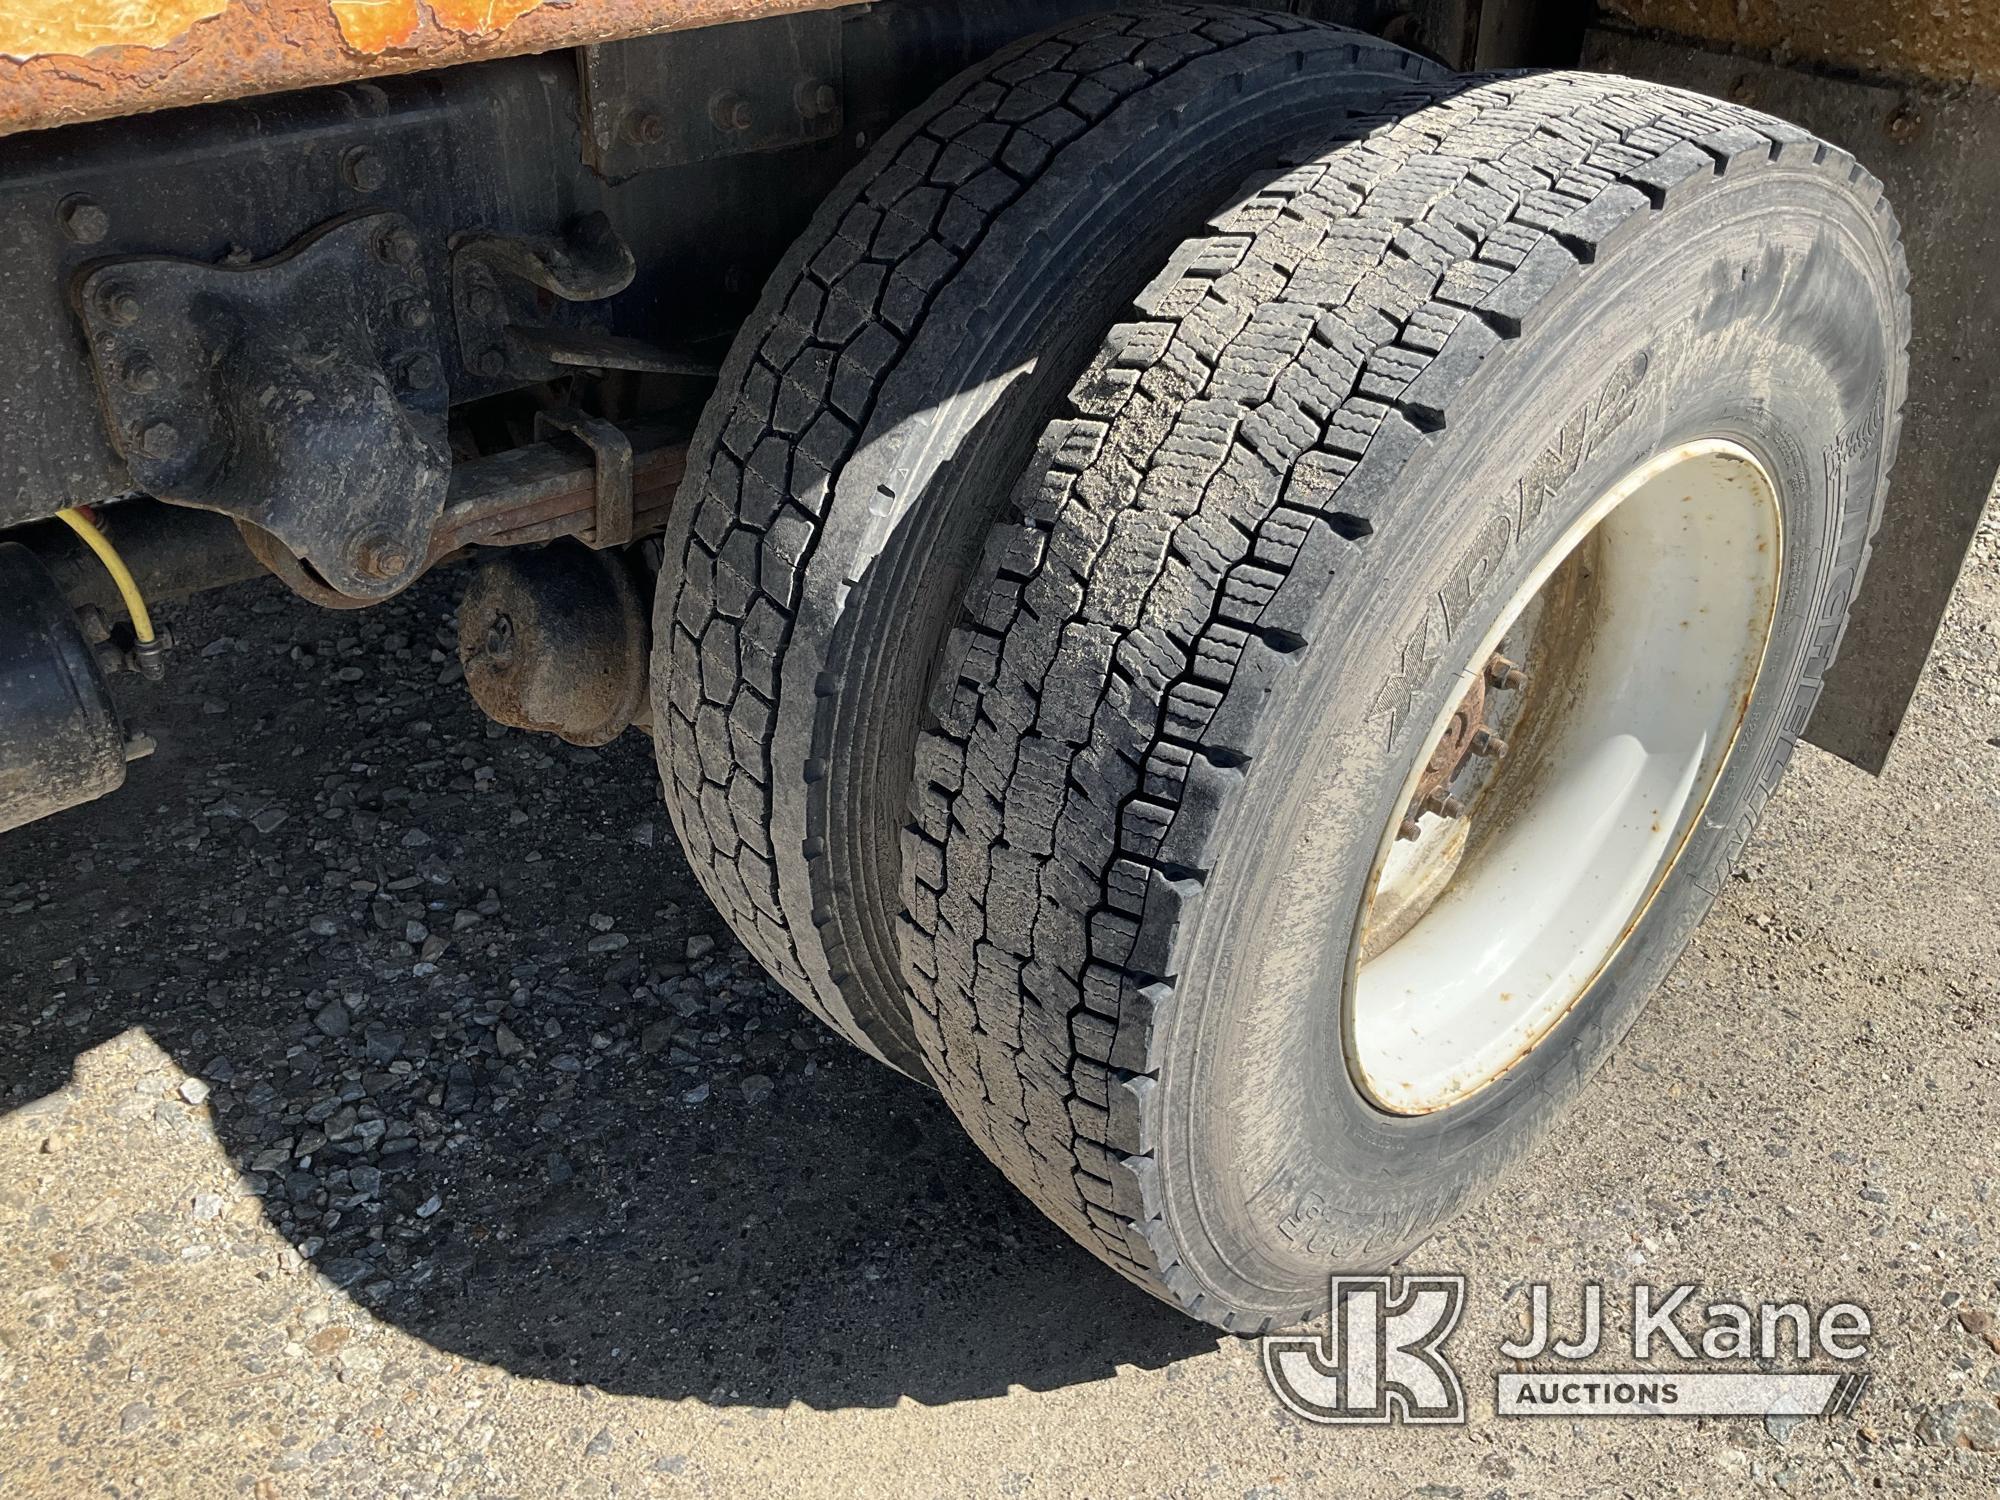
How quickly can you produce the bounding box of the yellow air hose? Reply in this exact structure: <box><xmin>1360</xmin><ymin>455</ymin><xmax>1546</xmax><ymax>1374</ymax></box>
<box><xmin>55</xmin><ymin>506</ymin><xmax>155</xmax><ymax>644</ymax></box>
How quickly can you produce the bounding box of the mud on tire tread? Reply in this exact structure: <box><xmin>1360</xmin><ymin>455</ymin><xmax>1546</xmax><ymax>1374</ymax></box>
<box><xmin>901</xmin><ymin>71</ymin><xmax>1910</xmax><ymax>1327</ymax></box>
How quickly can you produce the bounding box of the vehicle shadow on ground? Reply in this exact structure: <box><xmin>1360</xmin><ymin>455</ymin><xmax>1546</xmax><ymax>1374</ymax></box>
<box><xmin>0</xmin><ymin>577</ymin><xmax>1218</xmax><ymax>1409</ymax></box>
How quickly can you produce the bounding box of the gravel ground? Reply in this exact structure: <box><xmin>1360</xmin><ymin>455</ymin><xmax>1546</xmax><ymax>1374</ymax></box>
<box><xmin>1</xmin><ymin>497</ymin><xmax>1995</xmax><ymax>1499</ymax></box>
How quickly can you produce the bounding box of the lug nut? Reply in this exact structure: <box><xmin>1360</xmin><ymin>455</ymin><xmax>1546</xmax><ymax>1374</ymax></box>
<box><xmin>1486</xmin><ymin>654</ymin><xmax>1527</xmax><ymax>691</ymax></box>
<box><xmin>709</xmin><ymin>91</ymin><xmax>753</xmax><ymax>133</ymax></box>
<box><xmin>137</xmin><ymin>421</ymin><xmax>181</xmax><ymax>460</ymax></box>
<box><xmin>1469</xmin><ymin>727</ymin><xmax>1509</xmax><ymax>758</ymax></box>
<box><xmin>1421</xmin><ymin>790</ymin><xmax>1465</xmax><ymax>820</ymax></box>
<box><xmin>1396</xmin><ymin>814</ymin><xmax>1423</xmax><ymax>842</ymax></box>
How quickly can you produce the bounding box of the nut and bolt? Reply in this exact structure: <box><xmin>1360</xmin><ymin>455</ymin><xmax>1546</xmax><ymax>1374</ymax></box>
<box><xmin>795</xmin><ymin>80</ymin><xmax>838</xmax><ymax>118</ymax></box>
<box><xmin>400</xmin><ymin>352</ymin><xmax>442</xmax><ymax>391</ymax></box>
<box><xmin>375</xmin><ymin>225</ymin><xmax>420</xmax><ymax>267</ymax></box>
<box><xmin>709</xmin><ymin>91</ymin><xmax>753</xmax><ymax>133</ymax></box>
<box><xmin>58</xmin><ymin>195</ymin><xmax>110</xmax><ymax>245</ymax></box>
<box><xmin>1469</xmin><ymin>727</ymin><xmax>1509</xmax><ymax>759</ymax></box>
<box><xmin>353</xmin><ymin>533</ymin><xmax>413</xmax><ymax>581</ymax></box>
<box><xmin>392</xmin><ymin>295</ymin><xmax>432</xmax><ymax>330</ymax></box>
<box><xmin>341</xmin><ymin>146</ymin><xmax>388</xmax><ymax>193</ymax></box>
<box><xmin>623</xmin><ymin>110</ymin><xmax>666</xmax><ymax>146</ymax></box>
<box><xmin>1421</xmin><ymin>790</ymin><xmax>1466</xmax><ymax>821</ymax></box>
<box><xmin>96</xmin><ymin>283</ymin><xmax>142</xmax><ymax>326</ymax></box>
<box><xmin>465</xmin><ymin>284</ymin><xmax>501</xmax><ymax>318</ymax></box>
<box><xmin>1396</xmin><ymin>814</ymin><xmax>1424</xmax><ymax>842</ymax></box>
<box><xmin>121</xmin><ymin>355</ymin><xmax>162</xmax><ymax>394</ymax></box>
<box><xmin>136</xmin><ymin>421</ymin><xmax>181</xmax><ymax>460</ymax></box>
<box><xmin>471</xmin><ymin>346</ymin><xmax>508</xmax><ymax>379</ymax></box>
<box><xmin>1485</xmin><ymin>654</ymin><xmax>1527</xmax><ymax>691</ymax></box>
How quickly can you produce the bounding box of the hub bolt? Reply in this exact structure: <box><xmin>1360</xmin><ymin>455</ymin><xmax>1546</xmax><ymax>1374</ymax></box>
<box><xmin>1421</xmin><ymin>790</ymin><xmax>1465</xmax><ymax>820</ymax></box>
<box><xmin>1469</xmin><ymin>727</ymin><xmax>1509</xmax><ymax>758</ymax></box>
<box><xmin>1486</xmin><ymin>654</ymin><xmax>1527</xmax><ymax>691</ymax></box>
<box><xmin>1396</xmin><ymin>814</ymin><xmax>1423</xmax><ymax>842</ymax></box>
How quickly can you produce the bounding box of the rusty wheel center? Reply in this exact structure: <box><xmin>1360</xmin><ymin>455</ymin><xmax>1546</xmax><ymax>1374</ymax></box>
<box><xmin>1347</xmin><ymin>441</ymin><xmax>1784</xmax><ymax>1115</ymax></box>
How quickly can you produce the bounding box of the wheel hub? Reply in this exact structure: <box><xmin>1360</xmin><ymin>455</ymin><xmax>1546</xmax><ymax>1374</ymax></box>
<box><xmin>1348</xmin><ymin>441</ymin><xmax>1784</xmax><ymax>1115</ymax></box>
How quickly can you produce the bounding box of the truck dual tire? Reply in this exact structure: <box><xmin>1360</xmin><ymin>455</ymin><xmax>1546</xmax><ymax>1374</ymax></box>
<box><xmin>653</xmin><ymin>6</ymin><xmax>1436</xmax><ymax>1077</ymax></box>
<box><xmin>658</xmin><ymin>9</ymin><xmax>1908</xmax><ymax>1328</ymax></box>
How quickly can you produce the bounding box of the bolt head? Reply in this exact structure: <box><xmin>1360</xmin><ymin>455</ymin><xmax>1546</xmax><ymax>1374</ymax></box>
<box><xmin>710</xmin><ymin>92</ymin><xmax>752</xmax><ymax>133</ymax></box>
<box><xmin>472</xmin><ymin>347</ymin><xmax>508</xmax><ymax>379</ymax></box>
<box><xmin>97</xmin><ymin>284</ymin><xmax>141</xmax><ymax>326</ymax></box>
<box><xmin>624</xmin><ymin>111</ymin><xmax>666</xmax><ymax>147</ymax></box>
<box><xmin>376</xmin><ymin>225</ymin><xmax>420</xmax><ymax>267</ymax></box>
<box><xmin>121</xmin><ymin>355</ymin><xmax>162</xmax><ymax>394</ymax></box>
<box><xmin>796</xmin><ymin>80</ymin><xmax>838</xmax><ymax>118</ymax></box>
<box><xmin>136</xmin><ymin>421</ymin><xmax>181</xmax><ymax>460</ymax></box>
<box><xmin>393</xmin><ymin>296</ymin><xmax>432</xmax><ymax>331</ymax></box>
<box><xmin>342</xmin><ymin>146</ymin><xmax>389</xmax><ymax>193</ymax></box>
<box><xmin>58</xmin><ymin>195</ymin><xmax>109</xmax><ymax>245</ymax></box>
<box><xmin>1470</xmin><ymin>728</ymin><xmax>1509</xmax><ymax>759</ymax></box>
<box><xmin>466</xmin><ymin>284</ymin><xmax>500</xmax><ymax>319</ymax></box>
<box><xmin>401</xmin><ymin>352</ymin><xmax>441</xmax><ymax>391</ymax></box>
<box><xmin>1485</xmin><ymin>655</ymin><xmax>1526</xmax><ymax>691</ymax></box>
<box><xmin>354</xmin><ymin>534</ymin><xmax>413</xmax><ymax>581</ymax></box>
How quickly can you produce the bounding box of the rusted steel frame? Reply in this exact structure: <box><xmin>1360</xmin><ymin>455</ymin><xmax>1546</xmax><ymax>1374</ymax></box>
<box><xmin>1</xmin><ymin>0</ymin><xmax>852</xmax><ymax>140</ymax></box>
<box><xmin>42</xmin><ymin>419</ymin><xmax>688</xmax><ymax>614</ymax></box>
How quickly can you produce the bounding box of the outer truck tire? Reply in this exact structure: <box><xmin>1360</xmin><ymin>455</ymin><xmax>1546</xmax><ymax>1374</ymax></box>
<box><xmin>901</xmin><ymin>70</ymin><xmax>1908</xmax><ymax>1328</ymax></box>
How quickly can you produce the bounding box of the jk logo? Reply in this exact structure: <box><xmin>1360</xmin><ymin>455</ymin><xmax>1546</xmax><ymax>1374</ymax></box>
<box><xmin>1262</xmin><ymin>1274</ymin><xmax>1468</xmax><ymax>1425</ymax></box>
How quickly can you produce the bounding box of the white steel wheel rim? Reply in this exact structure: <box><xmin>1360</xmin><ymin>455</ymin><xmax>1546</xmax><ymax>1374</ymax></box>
<box><xmin>1346</xmin><ymin>440</ymin><xmax>1783</xmax><ymax>1115</ymax></box>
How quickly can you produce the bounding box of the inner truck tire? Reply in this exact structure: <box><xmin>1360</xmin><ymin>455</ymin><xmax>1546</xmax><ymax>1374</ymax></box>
<box><xmin>902</xmin><ymin>71</ymin><xmax>1908</xmax><ymax>1327</ymax></box>
<box><xmin>653</xmin><ymin>6</ymin><xmax>1435</xmax><ymax>1077</ymax></box>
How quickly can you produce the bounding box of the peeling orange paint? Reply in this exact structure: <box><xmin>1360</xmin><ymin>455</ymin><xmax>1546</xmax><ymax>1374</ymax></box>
<box><xmin>328</xmin><ymin>0</ymin><xmax>420</xmax><ymax>53</ymax></box>
<box><xmin>426</xmin><ymin>0</ymin><xmax>548</xmax><ymax>40</ymax></box>
<box><xmin>329</xmin><ymin>0</ymin><xmax>547</xmax><ymax>54</ymax></box>
<box><xmin>2</xmin><ymin>0</ymin><xmax>852</xmax><ymax>137</ymax></box>
<box><xmin>0</xmin><ymin>0</ymin><xmax>229</xmax><ymax>62</ymax></box>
